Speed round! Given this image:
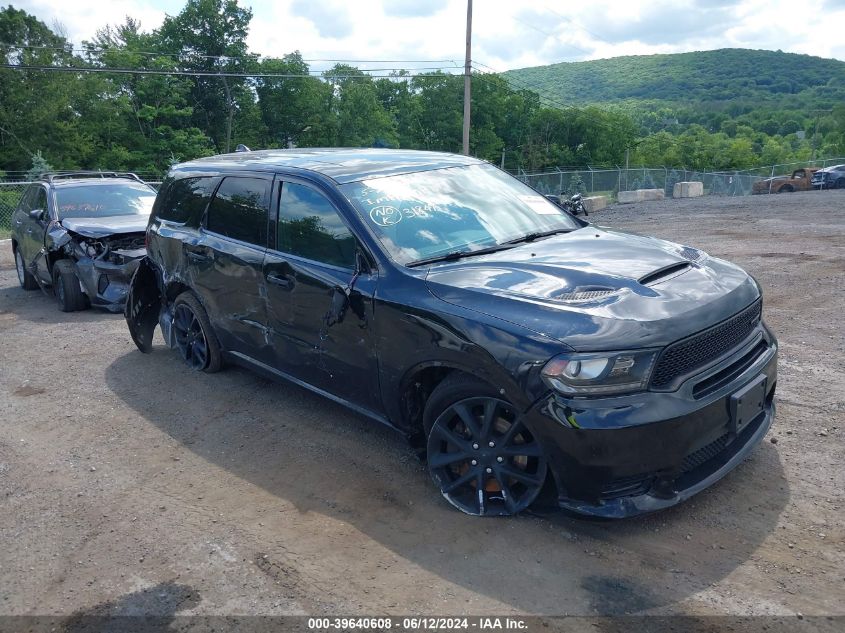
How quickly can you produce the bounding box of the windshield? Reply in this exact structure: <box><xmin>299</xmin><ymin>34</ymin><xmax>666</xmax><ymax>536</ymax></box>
<box><xmin>339</xmin><ymin>164</ymin><xmax>582</xmax><ymax>265</ymax></box>
<box><xmin>55</xmin><ymin>183</ymin><xmax>156</xmax><ymax>220</ymax></box>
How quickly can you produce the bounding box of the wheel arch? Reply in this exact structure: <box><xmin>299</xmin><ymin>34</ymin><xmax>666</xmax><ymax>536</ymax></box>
<box><xmin>397</xmin><ymin>359</ymin><xmax>525</xmax><ymax>453</ymax></box>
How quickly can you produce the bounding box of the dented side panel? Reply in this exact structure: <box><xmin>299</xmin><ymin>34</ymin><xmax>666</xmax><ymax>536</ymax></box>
<box><xmin>263</xmin><ymin>252</ymin><xmax>380</xmax><ymax>412</ymax></box>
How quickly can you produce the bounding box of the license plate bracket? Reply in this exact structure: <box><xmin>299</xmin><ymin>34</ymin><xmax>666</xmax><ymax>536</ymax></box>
<box><xmin>729</xmin><ymin>374</ymin><xmax>767</xmax><ymax>435</ymax></box>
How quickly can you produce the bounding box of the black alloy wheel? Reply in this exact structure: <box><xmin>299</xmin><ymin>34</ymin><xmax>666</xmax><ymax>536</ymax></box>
<box><xmin>836</xmin><ymin>177</ymin><xmax>845</xmax><ymax>189</ymax></box>
<box><xmin>171</xmin><ymin>292</ymin><xmax>222</xmax><ymax>373</ymax></box>
<box><xmin>168</xmin><ymin>291</ymin><xmax>222</xmax><ymax>374</ymax></box>
<box><xmin>426</xmin><ymin>394</ymin><xmax>548</xmax><ymax>516</ymax></box>
<box><xmin>173</xmin><ymin>303</ymin><xmax>209</xmax><ymax>370</ymax></box>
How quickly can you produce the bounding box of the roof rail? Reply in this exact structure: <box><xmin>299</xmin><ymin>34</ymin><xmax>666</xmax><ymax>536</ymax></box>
<box><xmin>39</xmin><ymin>171</ymin><xmax>145</xmax><ymax>184</ymax></box>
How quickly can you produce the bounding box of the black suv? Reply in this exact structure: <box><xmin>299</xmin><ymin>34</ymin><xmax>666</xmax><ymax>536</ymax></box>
<box><xmin>11</xmin><ymin>172</ymin><xmax>156</xmax><ymax>312</ymax></box>
<box><xmin>810</xmin><ymin>164</ymin><xmax>845</xmax><ymax>189</ymax></box>
<box><xmin>126</xmin><ymin>149</ymin><xmax>778</xmax><ymax>518</ymax></box>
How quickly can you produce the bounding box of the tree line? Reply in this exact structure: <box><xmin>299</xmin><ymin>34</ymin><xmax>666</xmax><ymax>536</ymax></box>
<box><xmin>1</xmin><ymin>0</ymin><xmax>844</xmax><ymax>180</ymax></box>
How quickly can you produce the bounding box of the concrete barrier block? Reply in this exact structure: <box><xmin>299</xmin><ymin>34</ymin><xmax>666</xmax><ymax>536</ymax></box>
<box><xmin>673</xmin><ymin>181</ymin><xmax>704</xmax><ymax>198</ymax></box>
<box><xmin>638</xmin><ymin>188</ymin><xmax>665</xmax><ymax>201</ymax></box>
<box><xmin>617</xmin><ymin>190</ymin><xmax>641</xmax><ymax>204</ymax></box>
<box><xmin>583</xmin><ymin>195</ymin><xmax>608</xmax><ymax>213</ymax></box>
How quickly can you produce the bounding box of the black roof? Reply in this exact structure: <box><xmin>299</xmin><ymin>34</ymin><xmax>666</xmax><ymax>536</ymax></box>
<box><xmin>174</xmin><ymin>148</ymin><xmax>484</xmax><ymax>184</ymax></box>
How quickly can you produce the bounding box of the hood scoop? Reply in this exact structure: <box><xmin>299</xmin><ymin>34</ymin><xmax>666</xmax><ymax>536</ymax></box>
<box><xmin>550</xmin><ymin>286</ymin><xmax>618</xmax><ymax>303</ymax></box>
<box><xmin>638</xmin><ymin>262</ymin><xmax>691</xmax><ymax>286</ymax></box>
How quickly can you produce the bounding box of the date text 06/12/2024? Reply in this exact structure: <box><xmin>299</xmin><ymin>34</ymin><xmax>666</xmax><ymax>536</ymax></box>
<box><xmin>307</xmin><ymin>617</ymin><xmax>528</xmax><ymax>630</ymax></box>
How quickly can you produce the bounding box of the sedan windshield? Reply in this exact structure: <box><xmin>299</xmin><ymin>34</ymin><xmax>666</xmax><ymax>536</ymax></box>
<box><xmin>55</xmin><ymin>183</ymin><xmax>156</xmax><ymax>220</ymax></box>
<box><xmin>339</xmin><ymin>164</ymin><xmax>582</xmax><ymax>265</ymax></box>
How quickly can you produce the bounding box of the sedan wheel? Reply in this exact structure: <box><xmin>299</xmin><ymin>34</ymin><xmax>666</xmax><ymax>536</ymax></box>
<box><xmin>14</xmin><ymin>249</ymin><xmax>39</xmax><ymax>290</ymax></box>
<box><xmin>427</xmin><ymin>395</ymin><xmax>547</xmax><ymax>516</ymax></box>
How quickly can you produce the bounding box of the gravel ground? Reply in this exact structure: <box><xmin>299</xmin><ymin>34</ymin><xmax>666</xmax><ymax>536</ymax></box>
<box><xmin>0</xmin><ymin>190</ymin><xmax>843</xmax><ymax>623</ymax></box>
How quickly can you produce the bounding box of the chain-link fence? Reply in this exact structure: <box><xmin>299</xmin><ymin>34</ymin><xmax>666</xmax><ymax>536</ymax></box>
<box><xmin>0</xmin><ymin>182</ymin><xmax>29</xmax><ymax>239</ymax></box>
<box><xmin>2</xmin><ymin>157</ymin><xmax>845</xmax><ymax>238</ymax></box>
<box><xmin>515</xmin><ymin>156</ymin><xmax>845</xmax><ymax>200</ymax></box>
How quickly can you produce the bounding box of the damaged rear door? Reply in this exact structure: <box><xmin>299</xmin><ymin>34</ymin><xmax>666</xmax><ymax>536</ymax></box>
<box><xmin>263</xmin><ymin>179</ymin><xmax>380</xmax><ymax>411</ymax></box>
<box><xmin>194</xmin><ymin>174</ymin><xmax>272</xmax><ymax>359</ymax></box>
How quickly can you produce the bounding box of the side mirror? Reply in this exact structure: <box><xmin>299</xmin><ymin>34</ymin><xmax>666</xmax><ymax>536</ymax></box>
<box><xmin>325</xmin><ymin>285</ymin><xmax>350</xmax><ymax>327</ymax></box>
<box><xmin>29</xmin><ymin>208</ymin><xmax>45</xmax><ymax>221</ymax></box>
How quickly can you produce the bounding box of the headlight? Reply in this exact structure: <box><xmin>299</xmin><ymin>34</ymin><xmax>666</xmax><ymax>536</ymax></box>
<box><xmin>541</xmin><ymin>350</ymin><xmax>658</xmax><ymax>396</ymax></box>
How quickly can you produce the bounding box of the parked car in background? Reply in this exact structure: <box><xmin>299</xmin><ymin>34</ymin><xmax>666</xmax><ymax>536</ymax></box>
<box><xmin>11</xmin><ymin>172</ymin><xmax>155</xmax><ymax>312</ymax></box>
<box><xmin>811</xmin><ymin>164</ymin><xmax>845</xmax><ymax>190</ymax></box>
<box><xmin>126</xmin><ymin>148</ymin><xmax>777</xmax><ymax>518</ymax></box>
<box><xmin>752</xmin><ymin>167</ymin><xmax>818</xmax><ymax>194</ymax></box>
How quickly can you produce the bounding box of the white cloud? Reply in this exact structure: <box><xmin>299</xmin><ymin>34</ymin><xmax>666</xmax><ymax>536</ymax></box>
<box><xmin>11</xmin><ymin>0</ymin><xmax>845</xmax><ymax>72</ymax></box>
<box><xmin>16</xmin><ymin>0</ymin><xmax>166</xmax><ymax>45</ymax></box>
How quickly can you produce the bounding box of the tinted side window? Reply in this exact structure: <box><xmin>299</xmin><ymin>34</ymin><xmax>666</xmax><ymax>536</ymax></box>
<box><xmin>205</xmin><ymin>177</ymin><xmax>270</xmax><ymax>247</ymax></box>
<box><xmin>278</xmin><ymin>183</ymin><xmax>355</xmax><ymax>268</ymax></box>
<box><xmin>157</xmin><ymin>177</ymin><xmax>217</xmax><ymax>224</ymax></box>
<box><xmin>16</xmin><ymin>186</ymin><xmax>36</xmax><ymax>213</ymax></box>
<box><xmin>33</xmin><ymin>188</ymin><xmax>48</xmax><ymax>213</ymax></box>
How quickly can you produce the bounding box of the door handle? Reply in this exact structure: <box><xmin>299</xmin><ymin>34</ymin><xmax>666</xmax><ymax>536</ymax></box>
<box><xmin>266</xmin><ymin>273</ymin><xmax>293</xmax><ymax>289</ymax></box>
<box><xmin>186</xmin><ymin>249</ymin><xmax>211</xmax><ymax>263</ymax></box>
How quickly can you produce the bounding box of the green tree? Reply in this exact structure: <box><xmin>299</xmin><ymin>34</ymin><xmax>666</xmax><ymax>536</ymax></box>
<box><xmin>157</xmin><ymin>0</ymin><xmax>254</xmax><ymax>153</ymax></box>
<box><xmin>0</xmin><ymin>6</ymin><xmax>80</xmax><ymax>170</ymax></box>
<box><xmin>256</xmin><ymin>53</ymin><xmax>330</xmax><ymax>148</ymax></box>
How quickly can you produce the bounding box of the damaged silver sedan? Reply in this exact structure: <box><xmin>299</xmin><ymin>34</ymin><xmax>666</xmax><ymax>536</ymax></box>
<box><xmin>10</xmin><ymin>172</ymin><xmax>156</xmax><ymax>312</ymax></box>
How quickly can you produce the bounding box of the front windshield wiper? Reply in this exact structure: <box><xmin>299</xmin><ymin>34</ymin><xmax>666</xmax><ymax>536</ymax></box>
<box><xmin>406</xmin><ymin>243</ymin><xmax>516</xmax><ymax>268</ymax></box>
<box><xmin>504</xmin><ymin>227</ymin><xmax>576</xmax><ymax>245</ymax></box>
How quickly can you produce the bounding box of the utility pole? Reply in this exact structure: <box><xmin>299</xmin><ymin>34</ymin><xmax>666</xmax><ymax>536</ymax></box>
<box><xmin>462</xmin><ymin>0</ymin><xmax>472</xmax><ymax>156</ymax></box>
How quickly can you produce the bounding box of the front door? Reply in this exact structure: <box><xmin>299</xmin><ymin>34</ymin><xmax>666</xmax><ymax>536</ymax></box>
<box><xmin>263</xmin><ymin>179</ymin><xmax>380</xmax><ymax>412</ymax></box>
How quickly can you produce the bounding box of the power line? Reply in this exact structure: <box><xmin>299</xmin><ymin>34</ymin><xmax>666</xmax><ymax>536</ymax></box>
<box><xmin>473</xmin><ymin>61</ymin><xmax>578</xmax><ymax>110</ymax></box>
<box><xmin>0</xmin><ymin>64</ymin><xmax>459</xmax><ymax>79</ymax></box>
<box><xmin>2</xmin><ymin>43</ymin><xmax>461</xmax><ymax>66</ymax></box>
<box><xmin>539</xmin><ymin>4</ymin><xmax>613</xmax><ymax>46</ymax></box>
<box><xmin>510</xmin><ymin>16</ymin><xmax>592</xmax><ymax>58</ymax></box>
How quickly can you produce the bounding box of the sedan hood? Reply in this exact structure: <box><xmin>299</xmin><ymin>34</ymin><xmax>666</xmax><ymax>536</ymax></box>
<box><xmin>61</xmin><ymin>215</ymin><xmax>149</xmax><ymax>238</ymax></box>
<box><xmin>425</xmin><ymin>227</ymin><xmax>760</xmax><ymax>350</ymax></box>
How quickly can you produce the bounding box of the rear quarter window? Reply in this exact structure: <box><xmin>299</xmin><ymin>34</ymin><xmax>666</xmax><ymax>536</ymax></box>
<box><xmin>157</xmin><ymin>177</ymin><xmax>218</xmax><ymax>225</ymax></box>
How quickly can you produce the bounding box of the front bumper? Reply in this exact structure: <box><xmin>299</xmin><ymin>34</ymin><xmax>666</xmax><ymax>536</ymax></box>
<box><xmin>526</xmin><ymin>327</ymin><xmax>778</xmax><ymax>518</ymax></box>
<box><xmin>74</xmin><ymin>256</ymin><xmax>144</xmax><ymax>313</ymax></box>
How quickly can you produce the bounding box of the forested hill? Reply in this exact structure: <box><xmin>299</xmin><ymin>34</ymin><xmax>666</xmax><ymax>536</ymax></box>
<box><xmin>504</xmin><ymin>48</ymin><xmax>845</xmax><ymax>107</ymax></box>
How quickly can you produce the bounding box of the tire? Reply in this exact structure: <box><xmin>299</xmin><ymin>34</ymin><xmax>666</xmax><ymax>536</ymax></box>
<box><xmin>777</xmin><ymin>185</ymin><xmax>793</xmax><ymax>193</ymax></box>
<box><xmin>423</xmin><ymin>374</ymin><xmax>548</xmax><ymax>516</ymax></box>
<box><xmin>52</xmin><ymin>260</ymin><xmax>87</xmax><ymax>312</ymax></box>
<box><xmin>172</xmin><ymin>291</ymin><xmax>222</xmax><ymax>373</ymax></box>
<box><xmin>835</xmin><ymin>178</ymin><xmax>845</xmax><ymax>190</ymax></box>
<box><xmin>14</xmin><ymin>246</ymin><xmax>39</xmax><ymax>291</ymax></box>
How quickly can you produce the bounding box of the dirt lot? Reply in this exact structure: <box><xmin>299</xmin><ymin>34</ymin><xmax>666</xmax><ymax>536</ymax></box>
<box><xmin>0</xmin><ymin>190</ymin><xmax>843</xmax><ymax>622</ymax></box>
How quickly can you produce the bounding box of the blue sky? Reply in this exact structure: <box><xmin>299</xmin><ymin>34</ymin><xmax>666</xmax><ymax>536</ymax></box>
<box><xmin>14</xmin><ymin>0</ymin><xmax>845</xmax><ymax>73</ymax></box>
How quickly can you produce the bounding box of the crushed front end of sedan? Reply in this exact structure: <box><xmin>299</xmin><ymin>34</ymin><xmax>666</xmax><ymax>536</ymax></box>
<box><xmin>45</xmin><ymin>216</ymin><xmax>148</xmax><ymax>311</ymax></box>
